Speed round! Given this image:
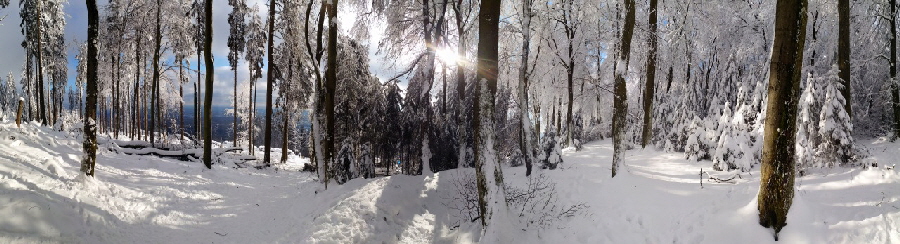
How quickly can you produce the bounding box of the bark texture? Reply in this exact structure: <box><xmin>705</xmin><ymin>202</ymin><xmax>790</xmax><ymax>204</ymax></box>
<box><xmin>202</xmin><ymin>0</ymin><xmax>214</xmax><ymax>169</ymax></box>
<box><xmin>612</xmin><ymin>0</ymin><xmax>635</xmax><ymax>178</ymax></box>
<box><xmin>758</xmin><ymin>0</ymin><xmax>807</xmax><ymax>239</ymax></box>
<box><xmin>838</xmin><ymin>0</ymin><xmax>851</xmax><ymax>118</ymax></box>
<box><xmin>640</xmin><ymin>0</ymin><xmax>658</xmax><ymax>148</ymax></box>
<box><xmin>82</xmin><ymin>0</ymin><xmax>99</xmax><ymax>177</ymax></box>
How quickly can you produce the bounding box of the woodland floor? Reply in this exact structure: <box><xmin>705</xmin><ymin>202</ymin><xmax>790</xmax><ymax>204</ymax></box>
<box><xmin>0</xmin><ymin>120</ymin><xmax>898</xmax><ymax>243</ymax></box>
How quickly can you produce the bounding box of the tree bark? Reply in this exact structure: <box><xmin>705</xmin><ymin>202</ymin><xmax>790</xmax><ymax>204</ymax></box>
<box><xmin>758</xmin><ymin>0</ymin><xmax>807</xmax><ymax>239</ymax></box>
<box><xmin>202</xmin><ymin>0</ymin><xmax>214</xmax><ymax>169</ymax></box>
<box><xmin>82</xmin><ymin>0</ymin><xmax>99</xmax><ymax>177</ymax></box>
<box><xmin>473</xmin><ymin>0</ymin><xmax>504</xmax><ymax>228</ymax></box>
<box><xmin>35</xmin><ymin>0</ymin><xmax>47</xmax><ymax>125</ymax></box>
<box><xmin>612</xmin><ymin>0</ymin><xmax>635</xmax><ymax>178</ymax></box>
<box><xmin>890</xmin><ymin>0</ymin><xmax>898</xmax><ymax>140</ymax></box>
<box><xmin>518</xmin><ymin>0</ymin><xmax>535</xmax><ymax>176</ymax></box>
<box><xmin>323</xmin><ymin>0</ymin><xmax>340</xmax><ymax>189</ymax></box>
<box><xmin>640</xmin><ymin>0</ymin><xmax>658</xmax><ymax>148</ymax></box>
<box><xmin>263</xmin><ymin>0</ymin><xmax>277</xmax><ymax>167</ymax></box>
<box><xmin>151</xmin><ymin>0</ymin><xmax>162</xmax><ymax>147</ymax></box>
<box><xmin>838</xmin><ymin>0</ymin><xmax>852</xmax><ymax>118</ymax></box>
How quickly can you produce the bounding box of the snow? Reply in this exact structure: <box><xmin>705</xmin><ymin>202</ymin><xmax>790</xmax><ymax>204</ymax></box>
<box><xmin>1</xmin><ymin>120</ymin><xmax>899</xmax><ymax>243</ymax></box>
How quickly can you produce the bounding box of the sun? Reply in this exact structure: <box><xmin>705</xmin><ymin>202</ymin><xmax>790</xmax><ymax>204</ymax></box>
<box><xmin>435</xmin><ymin>47</ymin><xmax>460</xmax><ymax>65</ymax></box>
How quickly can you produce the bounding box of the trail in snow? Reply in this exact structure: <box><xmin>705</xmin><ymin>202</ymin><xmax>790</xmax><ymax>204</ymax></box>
<box><xmin>0</xmin><ymin>120</ymin><xmax>898</xmax><ymax>243</ymax></box>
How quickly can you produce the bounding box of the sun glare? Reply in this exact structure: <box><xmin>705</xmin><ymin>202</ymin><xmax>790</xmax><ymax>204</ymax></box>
<box><xmin>435</xmin><ymin>48</ymin><xmax>460</xmax><ymax>65</ymax></box>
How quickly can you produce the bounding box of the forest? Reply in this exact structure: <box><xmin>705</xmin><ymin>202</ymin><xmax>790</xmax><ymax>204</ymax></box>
<box><xmin>0</xmin><ymin>0</ymin><xmax>898</xmax><ymax>242</ymax></box>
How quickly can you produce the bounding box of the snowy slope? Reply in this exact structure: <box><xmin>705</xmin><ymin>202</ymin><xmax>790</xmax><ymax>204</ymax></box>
<box><xmin>0</xmin><ymin>120</ymin><xmax>898</xmax><ymax>243</ymax></box>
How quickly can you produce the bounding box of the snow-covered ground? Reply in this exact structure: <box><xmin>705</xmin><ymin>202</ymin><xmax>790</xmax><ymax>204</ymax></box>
<box><xmin>1</xmin><ymin>120</ymin><xmax>898</xmax><ymax>243</ymax></box>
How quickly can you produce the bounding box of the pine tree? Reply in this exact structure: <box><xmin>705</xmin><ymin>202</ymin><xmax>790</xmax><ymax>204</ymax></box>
<box><xmin>817</xmin><ymin>78</ymin><xmax>853</xmax><ymax>166</ymax></box>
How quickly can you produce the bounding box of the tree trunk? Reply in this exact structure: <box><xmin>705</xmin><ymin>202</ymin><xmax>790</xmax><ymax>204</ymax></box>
<box><xmin>263</xmin><ymin>0</ymin><xmax>277</xmax><ymax>167</ymax></box>
<box><xmin>36</xmin><ymin>0</ymin><xmax>47</xmax><ymax>126</ymax></box>
<box><xmin>612</xmin><ymin>0</ymin><xmax>635</xmax><ymax>178</ymax></box>
<box><xmin>453</xmin><ymin>0</ymin><xmax>467</xmax><ymax>169</ymax></box>
<box><xmin>151</xmin><ymin>0</ymin><xmax>162</xmax><ymax>147</ymax></box>
<box><xmin>249</xmin><ymin>79</ymin><xmax>255</xmax><ymax>155</ymax></box>
<box><xmin>197</xmin><ymin>50</ymin><xmax>202</xmax><ymax>141</ymax></box>
<box><xmin>640</xmin><ymin>0</ymin><xmax>658</xmax><ymax>148</ymax></box>
<box><xmin>838</xmin><ymin>0</ymin><xmax>852</xmax><ymax>119</ymax></box>
<box><xmin>473</xmin><ymin>0</ymin><xmax>505</xmax><ymax>229</ymax></box>
<box><xmin>202</xmin><ymin>0</ymin><xmax>214</xmax><ymax>169</ymax></box>
<box><xmin>82</xmin><ymin>0</ymin><xmax>100</xmax><ymax>177</ymax></box>
<box><xmin>890</xmin><ymin>0</ymin><xmax>898</xmax><ymax>140</ymax></box>
<box><xmin>324</xmin><ymin>0</ymin><xmax>340</xmax><ymax>189</ymax></box>
<box><xmin>518</xmin><ymin>0</ymin><xmax>535</xmax><ymax>176</ymax></box>
<box><xmin>180</xmin><ymin>62</ymin><xmax>185</xmax><ymax>141</ymax></box>
<box><xmin>234</xmin><ymin>65</ymin><xmax>239</xmax><ymax>146</ymax></box>
<box><xmin>758</xmin><ymin>0</ymin><xmax>806</xmax><ymax>239</ymax></box>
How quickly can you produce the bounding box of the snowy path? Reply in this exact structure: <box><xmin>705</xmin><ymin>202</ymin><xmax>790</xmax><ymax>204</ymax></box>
<box><xmin>1</xmin><ymin>121</ymin><xmax>898</xmax><ymax>243</ymax></box>
<box><xmin>541</xmin><ymin>141</ymin><xmax>900</xmax><ymax>243</ymax></box>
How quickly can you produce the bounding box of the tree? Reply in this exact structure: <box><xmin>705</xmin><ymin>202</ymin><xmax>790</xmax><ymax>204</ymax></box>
<box><xmin>150</xmin><ymin>0</ymin><xmax>163</xmax><ymax>146</ymax></box>
<box><xmin>19</xmin><ymin>0</ymin><xmax>66</xmax><ymax>126</ymax></box>
<box><xmin>245</xmin><ymin>6</ymin><xmax>265</xmax><ymax>155</ymax></box>
<box><xmin>262</xmin><ymin>0</ymin><xmax>277</xmax><ymax>166</ymax></box>
<box><xmin>758</xmin><ymin>0</ymin><xmax>807</xmax><ymax>239</ymax></box>
<box><xmin>473</xmin><ymin>0</ymin><xmax>506</xmax><ymax>229</ymax></box>
<box><xmin>891</xmin><ymin>0</ymin><xmax>898</xmax><ymax>140</ymax></box>
<box><xmin>518</xmin><ymin>0</ymin><xmax>536</xmax><ymax>176</ymax></box>
<box><xmin>228</xmin><ymin>0</ymin><xmax>248</xmax><ymax>147</ymax></box>
<box><xmin>612</xmin><ymin>0</ymin><xmax>635</xmax><ymax>178</ymax></box>
<box><xmin>202</xmin><ymin>0</ymin><xmax>213</xmax><ymax>169</ymax></box>
<box><xmin>838</xmin><ymin>0</ymin><xmax>851</xmax><ymax>119</ymax></box>
<box><xmin>323</xmin><ymin>0</ymin><xmax>339</xmax><ymax>188</ymax></box>
<box><xmin>81</xmin><ymin>0</ymin><xmax>100</xmax><ymax>177</ymax></box>
<box><xmin>640</xmin><ymin>0</ymin><xmax>658</xmax><ymax>148</ymax></box>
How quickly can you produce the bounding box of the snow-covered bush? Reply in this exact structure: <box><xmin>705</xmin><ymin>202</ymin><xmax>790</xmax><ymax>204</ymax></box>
<box><xmin>684</xmin><ymin>116</ymin><xmax>715</xmax><ymax>161</ymax></box>
<box><xmin>538</xmin><ymin>129</ymin><xmax>563</xmax><ymax>170</ymax></box>
<box><xmin>333</xmin><ymin>139</ymin><xmax>355</xmax><ymax>184</ymax></box>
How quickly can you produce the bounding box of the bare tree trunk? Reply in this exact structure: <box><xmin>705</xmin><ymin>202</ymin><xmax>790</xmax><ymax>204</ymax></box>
<box><xmin>263</xmin><ymin>0</ymin><xmax>277</xmax><ymax>167</ymax></box>
<box><xmin>180</xmin><ymin>62</ymin><xmax>185</xmax><ymax>141</ymax></box>
<box><xmin>151</xmin><ymin>0</ymin><xmax>163</xmax><ymax>147</ymax></box>
<box><xmin>36</xmin><ymin>0</ymin><xmax>47</xmax><ymax>126</ymax></box>
<box><xmin>640</xmin><ymin>0</ymin><xmax>658</xmax><ymax>148</ymax></box>
<box><xmin>838</xmin><ymin>0</ymin><xmax>852</xmax><ymax>118</ymax></box>
<box><xmin>890</xmin><ymin>0</ymin><xmax>898</xmax><ymax>140</ymax></box>
<box><xmin>452</xmin><ymin>0</ymin><xmax>467</xmax><ymax>169</ymax></box>
<box><xmin>82</xmin><ymin>0</ymin><xmax>100</xmax><ymax>177</ymax></box>
<box><xmin>758</xmin><ymin>0</ymin><xmax>807</xmax><ymax>239</ymax></box>
<box><xmin>202</xmin><ymin>0</ymin><xmax>214</xmax><ymax>169</ymax></box>
<box><xmin>473</xmin><ymin>0</ymin><xmax>505</xmax><ymax>228</ymax></box>
<box><xmin>612</xmin><ymin>0</ymin><xmax>635</xmax><ymax>178</ymax></box>
<box><xmin>323</xmin><ymin>0</ymin><xmax>340</xmax><ymax>189</ymax></box>
<box><xmin>518</xmin><ymin>0</ymin><xmax>535</xmax><ymax>176</ymax></box>
<box><xmin>234</xmin><ymin>65</ymin><xmax>239</xmax><ymax>146</ymax></box>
